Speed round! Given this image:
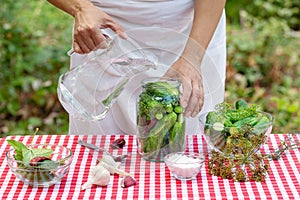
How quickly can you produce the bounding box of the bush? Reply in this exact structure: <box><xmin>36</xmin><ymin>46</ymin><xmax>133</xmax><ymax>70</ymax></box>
<box><xmin>1</xmin><ymin>1</ymin><xmax>299</xmax><ymax>136</ymax></box>
<box><xmin>0</xmin><ymin>1</ymin><xmax>72</xmax><ymax>137</ymax></box>
<box><xmin>226</xmin><ymin>0</ymin><xmax>300</xmax><ymax>31</ymax></box>
<box><xmin>225</xmin><ymin>0</ymin><xmax>300</xmax><ymax>133</ymax></box>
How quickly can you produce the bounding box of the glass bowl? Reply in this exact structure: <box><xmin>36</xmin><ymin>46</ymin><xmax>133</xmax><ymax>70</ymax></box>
<box><xmin>164</xmin><ymin>152</ymin><xmax>205</xmax><ymax>180</ymax></box>
<box><xmin>6</xmin><ymin>144</ymin><xmax>73</xmax><ymax>187</ymax></box>
<box><xmin>199</xmin><ymin>110</ymin><xmax>273</xmax><ymax>156</ymax></box>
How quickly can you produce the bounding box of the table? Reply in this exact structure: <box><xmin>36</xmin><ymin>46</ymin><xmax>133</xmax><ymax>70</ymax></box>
<box><xmin>0</xmin><ymin>134</ymin><xmax>300</xmax><ymax>200</ymax></box>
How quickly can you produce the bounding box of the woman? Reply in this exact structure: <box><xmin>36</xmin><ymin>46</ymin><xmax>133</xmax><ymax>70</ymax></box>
<box><xmin>48</xmin><ymin>0</ymin><xmax>227</xmax><ymax>135</ymax></box>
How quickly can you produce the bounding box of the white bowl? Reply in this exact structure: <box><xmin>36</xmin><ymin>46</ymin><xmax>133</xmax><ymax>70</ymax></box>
<box><xmin>164</xmin><ymin>152</ymin><xmax>205</xmax><ymax>180</ymax></box>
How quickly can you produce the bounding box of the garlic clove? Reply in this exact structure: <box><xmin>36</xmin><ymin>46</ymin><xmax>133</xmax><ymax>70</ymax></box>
<box><xmin>121</xmin><ymin>176</ymin><xmax>136</xmax><ymax>188</ymax></box>
<box><xmin>81</xmin><ymin>164</ymin><xmax>111</xmax><ymax>190</ymax></box>
<box><xmin>82</xmin><ymin>176</ymin><xmax>97</xmax><ymax>190</ymax></box>
<box><xmin>94</xmin><ymin>168</ymin><xmax>110</xmax><ymax>186</ymax></box>
<box><xmin>99</xmin><ymin>160</ymin><xmax>130</xmax><ymax>176</ymax></box>
<box><xmin>99</xmin><ymin>155</ymin><xmax>131</xmax><ymax>176</ymax></box>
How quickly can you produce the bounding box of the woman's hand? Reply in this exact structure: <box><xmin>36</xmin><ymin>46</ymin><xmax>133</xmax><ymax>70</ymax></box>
<box><xmin>73</xmin><ymin>5</ymin><xmax>125</xmax><ymax>54</ymax></box>
<box><xmin>47</xmin><ymin>0</ymin><xmax>126</xmax><ymax>54</ymax></box>
<box><xmin>164</xmin><ymin>56</ymin><xmax>204</xmax><ymax>118</ymax></box>
<box><xmin>164</xmin><ymin>0</ymin><xmax>226</xmax><ymax>118</ymax></box>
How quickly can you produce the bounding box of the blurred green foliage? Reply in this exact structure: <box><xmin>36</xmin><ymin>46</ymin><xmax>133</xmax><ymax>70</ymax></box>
<box><xmin>0</xmin><ymin>1</ymin><xmax>72</xmax><ymax>136</ymax></box>
<box><xmin>0</xmin><ymin>0</ymin><xmax>299</xmax><ymax>137</ymax></box>
<box><xmin>225</xmin><ymin>0</ymin><xmax>300</xmax><ymax>133</ymax></box>
<box><xmin>226</xmin><ymin>0</ymin><xmax>300</xmax><ymax>30</ymax></box>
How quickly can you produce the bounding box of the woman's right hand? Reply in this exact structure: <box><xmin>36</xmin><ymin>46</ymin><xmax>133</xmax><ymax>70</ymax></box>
<box><xmin>73</xmin><ymin>4</ymin><xmax>125</xmax><ymax>54</ymax></box>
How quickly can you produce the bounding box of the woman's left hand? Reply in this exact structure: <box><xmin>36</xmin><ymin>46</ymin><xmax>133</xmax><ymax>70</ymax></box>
<box><xmin>164</xmin><ymin>56</ymin><xmax>204</xmax><ymax>118</ymax></box>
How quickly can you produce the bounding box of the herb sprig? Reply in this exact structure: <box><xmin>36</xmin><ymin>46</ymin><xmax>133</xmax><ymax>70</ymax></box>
<box><xmin>7</xmin><ymin>128</ymin><xmax>58</xmax><ymax>170</ymax></box>
<box><xmin>208</xmin><ymin>133</ymin><xmax>300</xmax><ymax>182</ymax></box>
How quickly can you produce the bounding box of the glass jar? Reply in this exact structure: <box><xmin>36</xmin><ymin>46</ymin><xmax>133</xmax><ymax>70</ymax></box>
<box><xmin>136</xmin><ymin>78</ymin><xmax>186</xmax><ymax>162</ymax></box>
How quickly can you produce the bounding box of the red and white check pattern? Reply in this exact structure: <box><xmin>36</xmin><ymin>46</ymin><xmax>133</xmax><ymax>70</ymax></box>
<box><xmin>0</xmin><ymin>134</ymin><xmax>300</xmax><ymax>200</ymax></box>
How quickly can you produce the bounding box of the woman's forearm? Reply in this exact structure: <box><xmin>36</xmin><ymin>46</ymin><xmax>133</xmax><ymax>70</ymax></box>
<box><xmin>182</xmin><ymin>0</ymin><xmax>226</xmax><ymax>63</ymax></box>
<box><xmin>47</xmin><ymin>0</ymin><xmax>124</xmax><ymax>54</ymax></box>
<box><xmin>191</xmin><ymin>0</ymin><xmax>226</xmax><ymax>49</ymax></box>
<box><xmin>47</xmin><ymin>0</ymin><xmax>94</xmax><ymax>17</ymax></box>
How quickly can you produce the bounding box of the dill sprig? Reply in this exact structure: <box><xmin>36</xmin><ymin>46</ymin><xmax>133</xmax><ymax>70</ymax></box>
<box><xmin>208</xmin><ymin>133</ymin><xmax>300</xmax><ymax>182</ymax></box>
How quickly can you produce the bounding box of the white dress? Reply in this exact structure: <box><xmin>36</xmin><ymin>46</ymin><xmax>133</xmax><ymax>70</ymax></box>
<box><xmin>68</xmin><ymin>0</ymin><xmax>227</xmax><ymax>135</ymax></box>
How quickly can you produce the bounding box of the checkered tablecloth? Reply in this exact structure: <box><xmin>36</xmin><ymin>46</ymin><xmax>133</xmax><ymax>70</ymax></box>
<box><xmin>0</xmin><ymin>134</ymin><xmax>299</xmax><ymax>200</ymax></box>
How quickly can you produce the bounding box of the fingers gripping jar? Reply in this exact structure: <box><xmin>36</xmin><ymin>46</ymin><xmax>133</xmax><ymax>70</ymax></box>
<box><xmin>136</xmin><ymin>78</ymin><xmax>186</xmax><ymax>162</ymax></box>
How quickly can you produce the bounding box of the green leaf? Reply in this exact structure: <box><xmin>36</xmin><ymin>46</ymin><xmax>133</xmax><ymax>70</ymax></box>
<box><xmin>22</xmin><ymin>147</ymin><xmax>53</xmax><ymax>166</ymax></box>
<box><xmin>37</xmin><ymin>160</ymin><xmax>59</xmax><ymax>170</ymax></box>
<box><xmin>22</xmin><ymin>148</ymin><xmax>35</xmax><ymax>165</ymax></box>
<box><xmin>31</xmin><ymin>148</ymin><xmax>53</xmax><ymax>158</ymax></box>
<box><xmin>6</xmin><ymin>139</ymin><xmax>28</xmax><ymax>161</ymax></box>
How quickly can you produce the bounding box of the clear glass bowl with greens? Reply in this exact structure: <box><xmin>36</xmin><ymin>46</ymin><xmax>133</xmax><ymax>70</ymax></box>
<box><xmin>199</xmin><ymin>100</ymin><xmax>274</xmax><ymax>157</ymax></box>
<box><xmin>6</xmin><ymin>144</ymin><xmax>73</xmax><ymax>187</ymax></box>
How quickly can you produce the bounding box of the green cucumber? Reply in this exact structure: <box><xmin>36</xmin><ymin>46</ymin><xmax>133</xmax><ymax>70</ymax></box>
<box><xmin>143</xmin><ymin>112</ymin><xmax>177</xmax><ymax>153</ymax></box>
<box><xmin>145</xmin><ymin>81</ymin><xmax>179</xmax><ymax>97</ymax></box>
<box><xmin>177</xmin><ymin>113</ymin><xmax>184</xmax><ymax>123</ymax></box>
<box><xmin>224</xmin><ymin>105</ymin><xmax>258</xmax><ymax>122</ymax></box>
<box><xmin>212</xmin><ymin>122</ymin><xmax>224</xmax><ymax>132</ymax></box>
<box><xmin>210</xmin><ymin>122</ymin><xmax>226</xmax><ymax>150</ymax></box>
<box><xmin>170</xmin><ymin>122</ymin><xmax>182</xmax><ymax>142</ymax></box>
<box><xmin>169</xmin><ymin>121</ymin><xmax>186</xmax><ymax>151</ymax></box>
<box><xmin>178</xmin><ymin>121</ymin><xmax>186</xmax><ymax>149</ymax></box>
<box><xmin>174</xmin><ymin>106</ymin><xmax>183</xmax><ymax>114</ymax></box>
<box><xmin>235</xmin><ymin>99</ymin><xmax>248</xmax><ymax>110</ymax></box>
<box><xmin>253</xmin><ymin>115</ymin><xmax>271</xmax><ymax>134</ymax></box>
<box><xmin>155</xmin><ymin>113</ymin><xmax>163</xmax><ymax>120</ymax></box>
<box><xmin>205</xmin><ymin>111</ymin><xmax>218</xmax><ymax>131</ymax></box>
<box><xmin>224</xmin><ymin>118</ymin><xmax>233</xmax><ymax>127</ymax></box>
<box><xmin>233</xmin><ymin>116</ymin><xmax>258</xmax><ymax>128</ymax></box>
<box><xmin>254</xmin><ymin>115</ymin><xmax>270</xmax><ymax>126</ymax></box>
<box><xmin>148</xmin><ymin>100</ymin><xmax>166</xmax><ymax>118</ymax></box>
<box><xmin>164</xmin><ymin>104</ymin><xmax>173</xmax><ymax>113</ymax></box>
